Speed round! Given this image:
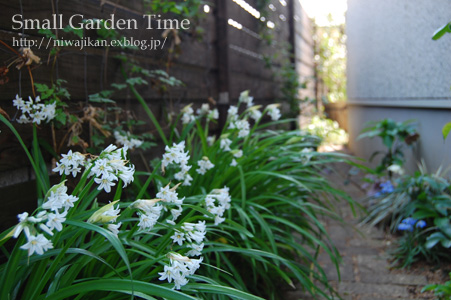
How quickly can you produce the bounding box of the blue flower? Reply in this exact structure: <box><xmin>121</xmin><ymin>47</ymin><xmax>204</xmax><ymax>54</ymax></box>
<box><xmin>402</xmin><ymin>217</ymin><xmax>417</xmax><ymax>226</ymax></box>
<box><xmin>398</xmin><ymin>223</ymin><xmax>413</xmax><ymax>232</ymax></box>
<box><xmin>380</xmin><ymin>181</ymin><xmax>394</xmax><ymax>194</ymax></box>
<box><xmin>416</xmin><ymin>220</ymin><xmax>426</xmax><ymax>228</ymax></box>
<box><xmin>398</xmin><ymin>218</ymin><xmax>426</xmax><ymax>232</ymax></box>
<box><xmin>373</xmin><ymin>181</ymin><xmax>395</xmax><ymax>198</ymax></box>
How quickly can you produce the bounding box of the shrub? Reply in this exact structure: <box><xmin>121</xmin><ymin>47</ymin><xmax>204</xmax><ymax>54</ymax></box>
<box><xmin>0</xmin><ymin>90</ymin><xmax>351</xmax><ymax>299</ymax></box>
<box><xmin>305</xmin><ymin>115</ymin><xmax>348</xmax><ymax>146</ymax></box>
<box><xmin>362</xmin><ymin>164</ymin><xmax>451</xmax><ymax>267</ymax></box>
<box><xmin>423</xmin><ymin>272</ymin><xmax>451</xmax><ymax>299</ymax></box>
<box><xmin>358</xmin><ymin>118</ymin><xmax>419</xmax><ymax>176</ymax></box>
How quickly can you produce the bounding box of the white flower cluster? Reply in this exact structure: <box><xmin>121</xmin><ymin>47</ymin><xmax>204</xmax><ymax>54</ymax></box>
<box><xmin>196</xmin><ymin>103</ymin><xmax>210</xmax><ymax>116</ymax></box>
<box><xmin>208</xmin><ymin>109</ymin><xmax>219</xmax><ymax>120</ymax></box>
<box><xmin>249</xmin><ymin>108</ymin><xmax>262</xmax><ymax>121</ymax></box>
<box><xmin>156</xmin><ymin>183</ymin><xmax>185</xmax><ymax>225</ymax></box>
<box><xmin>181</xmin><ymin>105</ymin><xmax>195</xmax><ymax>124</ymax></box>
<box><xmin>230</xmin><ymin>149</ymin><xmax>243</xmax><ymax>167</ymax></box>
<box><xmin>13</xmin><ymin>94</ymin><xmax>56</xmax><ymax>124</ymax></box>
<box><xmin>387</xmin><ymin>164</ymin><xmax>404</xmax><ymax>175</ymax></box>
<box><xmin>218</xmin><ymin>136</ymin><xmax>243</xmax><ymax>167</ymax></box>
<box><xmin>88</xmin><ymin>200</ymin><xmax>122</xmax><ymax>236</ymax></box>
<box><xmin>53</xmin><ymin>145</ymin><xmax>135</xmax><ymax>193</ymax></box>
<box><xmin>90</xmin><ymin>145</ymin><xmax>135</xmax><ymax>193</ymax></box>
<box><xmin>133</xmin><ymin>199</ymin><xmax>163</xmax><ymax>231</ymax></box>
<box><xmin>205</xmin><ymin>187</ymin><xmax>232</xmax><ymax>225</ymax></box>
<box><xmin>226</xmin><ymin>91</ymin><xmax>253</xmax><ymax>138</ymax></box>
<box><xmin>53</xmin><ymin>150</ymin><xmax>86</xmax><ymax>177</ymax></box>
<box><xmin>238</xmin><ymin>90</ymin><xmax>254</xmax><ymax>108</ymax></box>
<box><xmin>163</xmin><ymin>221</ymin><xmax>206</xmax><ymax>289</ymax></box>
<box><xmin>233</xmin><ymin>149</ymin><xmax>243</xmax><ymax>158</ymax></box>
<box><xmin>196</xmin><ymin>103</ymin><xmax>219</xmax><ymax>120</ymax></box>
<box><xmin>227</xmin><ymin>105</ymin><xmax>239</xmax><ymax>121</ymax></box>
<box><xmin>162</xmin><ymin>141</ymin><xmax>193</xmax><ymax>186</ymax></box>
<box><xmin>114</xmin><ymin>130</ymin><xmax>143</xmax><ymax>149</ymax></box>
<box><xmin>228</xmin><ymin>106</ymin><xmax>250</xmax><ymax>137</ymax></box>
<box><xmin>231</xmin><ymin>119</ymin><xmax>250</xmax><ymax>138</ymax></box>
<box><xmin>266</xmin><ymin>104</ymin><xmax>281</xmax><ymax>121</ymax></box>
<box><xmin>157</xmin><ymin>184</ymin><xmax>184</xmax><ymax>205</ymax></box>
<box><xmin>196</xmin><ymin>157</ymin><xmax>215</xmax><ymax>175</ymax></box>
<box><xmin>42</xmin><ymin>182</ymin><xmax>79</xmax><ymax>212</ymax></box>
<box><xmin>301</xmin><ymin>147</ymin><xmax>313</xmax><ymax>154</ymax></box>
<box><xmin>206</xmin><ymin>136</ymin><xmax>216</xmax><ymax>146</ymax></box>
<box><xmin>171</xmin><ymin>220</ymin><xmax>206</xmax><ymax>256</ymax></box>
<box><xmin>158</xmin><ymin>252</ymin><xmax>203</xmax><ymax>290</ymax></box>
<box><xmin>299</xmin><ymin>147</ymin><xmax>314</xmax><ymax>164</ymax></box>
<box><xmin>14</xmin><ymin>181</ymin><xmax>78</xmax><ymax>256</ymax></box>
<box><xmin>220</xmin><ymin>137</ymin><xmax>232</xmax><ymax>152</ymax></box>
<box><xmin>107</xmin><ymin>222</ymin><xmax>121</xmax><ymax>236</ymax></box>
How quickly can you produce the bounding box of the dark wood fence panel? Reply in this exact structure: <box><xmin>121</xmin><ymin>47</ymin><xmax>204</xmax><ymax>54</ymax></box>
<box><xmin>294</xmin><ymin>0</ymin><xmax>315</xmax><ymax>100</ymax></box>
<box><xmin>0</xmin><ymin>0</ymin><xmax>315</xmax><ymax>188</ymax></box>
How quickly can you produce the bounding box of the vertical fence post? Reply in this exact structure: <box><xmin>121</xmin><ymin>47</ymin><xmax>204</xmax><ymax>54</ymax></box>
<box><xmin>215</xmin><ymin>0</ymin><xmax>230</xmax><ymax>131</ymax></box>
<box><xmin>288</xmin><ymin>0</ymin><xmax>296</xmax><ymax>65</ymax></box>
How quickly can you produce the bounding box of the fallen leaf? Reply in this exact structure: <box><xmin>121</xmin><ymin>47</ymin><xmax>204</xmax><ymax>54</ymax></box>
<box><xmin>0</xmin><ymin>106</ymin><xmax>10</xmax><ymax>120</ymax></box>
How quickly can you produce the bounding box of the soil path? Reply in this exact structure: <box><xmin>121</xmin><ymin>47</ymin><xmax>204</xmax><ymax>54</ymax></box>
<box><xmin>284</xmin><ymin>159</ymin><xmax>444</xmax><ymax>300</ymax></box>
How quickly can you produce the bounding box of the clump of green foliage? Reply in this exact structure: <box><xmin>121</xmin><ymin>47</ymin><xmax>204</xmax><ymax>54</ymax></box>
<box><xmin>421</xmin><ymin>21</ymin><xmax>451</xmax><ymax>299</ymax></box>
<box><xmin>358</xmin><ymin>119</ymin><xmax>419</xmax><ymax>176</ymax></box>
<box><xmin>0</xmin><ymin>4</ymin><xmax>355</xmax><ymax>299</ymax></box>
<box><xmin>423</xmin><ymin>272</ymin><xmax>451</xmax><ymax>299</ymax></box>
<box><xmin>362</xmin><ymin>164</ymin><xmax>451</xmax><ymax>268</ymax></box>
<box><xmin>306</xmin><ymin>115</ymin><xmax>348</xmax><ymax>146</ymax></box>
<box><xmin>316</xmin><ymin>17</ymin><xmax>347</xmax><ymax>103</ymax></box>
<box><xmin>0</xmin><ymin>87</ymin><xmax>353</xmax><ymax>299</ymax></box>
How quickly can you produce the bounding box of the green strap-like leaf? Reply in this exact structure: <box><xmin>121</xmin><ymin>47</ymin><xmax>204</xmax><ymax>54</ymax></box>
<box><xmin>40</xmin><ymin>278</ymin><xmax>199</xmax><ymax>300</ymax></box>
<box><xmin>432</xmin><ymin>22</ymin><xmax>451</xmax><ymax>40</ymax></box>
<box><xmin>442</xmin><ymin>122</ymin><xmax>451</xmax><ymax>140</ymax></box>
<box><xmin>0</xmin><ymin>114</ymin><xmax>46</xmax><ymax>193</ymax></box>
<box><xmin>65</xmin><ymin>220</ymin><xmax>132</xmax><ymax>279</ymax></box>
<box><xmin>185</xmin><ymin>283</ymin><xmax>264</xmax><ymax>300</ymax></box>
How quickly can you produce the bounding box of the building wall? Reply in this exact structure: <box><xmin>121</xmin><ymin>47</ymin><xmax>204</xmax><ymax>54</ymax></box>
<box><xmin>346</xmin><ymin>0</ymin><xmax>451</xmax><ymax>172</ymax></box>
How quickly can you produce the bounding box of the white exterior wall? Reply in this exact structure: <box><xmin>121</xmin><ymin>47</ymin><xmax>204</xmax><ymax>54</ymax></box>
<box><xmin>346</xmin><ymin>0</ymin><xmax>451</xmax><ymax>172</ymax></box>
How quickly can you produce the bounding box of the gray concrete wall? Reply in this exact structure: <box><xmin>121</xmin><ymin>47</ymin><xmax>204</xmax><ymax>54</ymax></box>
<box><xmin>346</xmin><ymin>0</ymin><xmax>451</xmax><ymax>173</ymax></box>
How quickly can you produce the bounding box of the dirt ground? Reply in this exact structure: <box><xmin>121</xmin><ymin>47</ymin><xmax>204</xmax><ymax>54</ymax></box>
<box><xmin>283</xmin><ymin>154</ymin><xmax>450</xmax><ymax>300</ymax></box>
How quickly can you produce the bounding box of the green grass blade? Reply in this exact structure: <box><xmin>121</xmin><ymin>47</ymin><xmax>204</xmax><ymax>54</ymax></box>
<box><xmin>185</xmin><ymin>283</ymin><xmax>264</xmax><ymax>300</ymax></box>
<box><xmin>65</xmin><ymin>220</ymin><xmax>132</xmax><ymax>279</ymax></box>
<box><xmin>40</xmin><ymin>278</ymin><xmax>199</xmax><ymax>300</ymax></box>
<box><xmin>121</xmin><ymin>68</ymin><xmax>168</xmax><ymax>145</ymax></box>
<box><xmin>0</xmin><ymin>114</ymin><xmax>46</xmax><ymax>194</ymax></box>
<box><xmin>237</xmin><ymin>165</ymin><xmax>247</xmax><ymax>209</ymax></box>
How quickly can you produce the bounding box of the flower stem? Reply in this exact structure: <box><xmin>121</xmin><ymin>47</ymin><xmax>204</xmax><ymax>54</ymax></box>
<box><xmin>0</xmin><ymin>114</ymin><xmax>46</xmax><ymax>196</ymax></box>
<box><xmin>120</xmin><ymin>66</ymin><xmax>168</xmax><ymax>145</ymax></box>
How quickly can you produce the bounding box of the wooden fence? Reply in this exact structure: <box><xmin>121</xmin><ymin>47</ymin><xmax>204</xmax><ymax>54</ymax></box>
<box><xmin>0</xmin><ymin>0</ymin><xmax>315</xmax><ymax>189</ymax></box>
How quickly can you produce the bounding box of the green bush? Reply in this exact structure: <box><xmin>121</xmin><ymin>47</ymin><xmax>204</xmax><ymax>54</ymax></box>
<box><xmin>305</xmin><ymin>115</ymin><xmax>348</xmax><ymax>146</ymax></box>
<box><xmin>358</xmin><ymin>119</ymin><xmax>419</xmax><ymax>176</ymax></box>
<box><xmin>423</xmin><ymin>272</ymin><xmax>451</xmax><ymax>299</ymax></box>
<box><xmin>362</xmin><ymin>165</ymin><xmax>451</xmax><ymax>268</ymax></box>
<box><xmin>0</xmin><ymin>90</ymin><xmax>352</xmax><ymax>299</ymax></box>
